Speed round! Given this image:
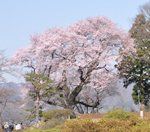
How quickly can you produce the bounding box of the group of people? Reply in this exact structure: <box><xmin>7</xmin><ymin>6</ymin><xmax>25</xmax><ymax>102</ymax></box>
<box><xmin>2</xmin><ymin>122</ymin><xmax>24</xmax><ymax>132</ymax></box>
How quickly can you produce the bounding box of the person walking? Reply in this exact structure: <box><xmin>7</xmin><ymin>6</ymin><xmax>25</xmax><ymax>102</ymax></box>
<box><xmin>12</xmin><ymin>123</ymin><xmax>16</xmax><ymax>131</ymax></box>
<box><xmin>15</xmin><ymin>123</ymin><xmax>21</xmax><ymax>130</ymax></box>
<box><xmin>20</xmin><ymin>123</ymin><xmax>24</xmax><ymax>130</ymax></box>
<box><xmin>2</xmin><ymin>123</ymin><xmax>5</xmax><ymax>131</ymax></box>
<box><xmin>4</xmin><ymin>122</ymin><xmax>9</xmax><ymax>132</ymax></box>
<box><xmin>8</xmin><ymin>123</ymin><xmax>14</xmax><ymax>132</ymax></box>
<box><xmin>2</xmin><ymin>123</ymin><xmax>4</xmax><ymax>130</ymax></box>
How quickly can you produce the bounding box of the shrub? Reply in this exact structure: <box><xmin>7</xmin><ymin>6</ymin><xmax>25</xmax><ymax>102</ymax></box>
<box><xmin>38</xmin><ymin>119</ymin><xmax>66</xmax><ymax>130</ymax></box>
<box><xmin>61</xmin><ymin>118</ymin><xmax>150</xmax><ymax>132</ymax></box>
<box><xmin>104</xmin><ymin>107</ymin><xmax>135</xmax><ymax>120</ymax></box>
<box><xmin>61</xmin><ymin>119</ymin><xmax>101</xmax><ymax>132</ymax></box>
<box><xmin>42</xmin><ymin>110</ymin><xmax>53</xmax><ymax>120</ymax></box>
<box><xmin>42</xmin><ymin>109</ymin><xmax>72</xmax><ymax>120</ymax></box>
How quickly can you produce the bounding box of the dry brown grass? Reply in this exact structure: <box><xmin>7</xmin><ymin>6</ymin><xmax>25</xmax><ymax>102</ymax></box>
<box><xmin>76</xmin><ymin>112</ymin><xmax>150</xmax><ymax>119</ymax></box>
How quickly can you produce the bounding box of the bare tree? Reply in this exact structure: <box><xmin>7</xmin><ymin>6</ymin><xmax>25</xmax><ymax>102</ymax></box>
<box><xmin>0</xmin><ymin>84</ymin><xmax>21</xmax><ymax>125</ymax></box>
<box><xmin>0</xmin><ymin>50</ymin><xmax>23</xmax><ymax>126</ymax></box>
<box><xmin>139</xmin><ymin>1</ymin><xmax>150</xmax><ymax>20</ymax></box>
<box><xmin>4</xmin><ymin>106</ymin><xmax>27</xmax><ymax>123</ymax></box>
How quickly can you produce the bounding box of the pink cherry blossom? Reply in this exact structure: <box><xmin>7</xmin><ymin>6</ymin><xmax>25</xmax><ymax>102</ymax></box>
<box><xmin>9</xmin><ymin>16</ymin><xmax>135</xmax><ymax>111</ymax></box>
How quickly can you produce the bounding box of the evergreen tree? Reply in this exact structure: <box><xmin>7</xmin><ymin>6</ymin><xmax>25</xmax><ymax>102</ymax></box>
<box><xmin>25</xmin><ymin>106</ymin><xmax>42</xmax><ymax>126</ymax></box>
<box><xmin>24</xmin><ymin>73</ymin><xmax>58</xmax><ymax>128</ymax></box>
<box><xmin>116</xmin><ymin>11</ymin><xmax>150</xmax><ymax>105</ymax></box>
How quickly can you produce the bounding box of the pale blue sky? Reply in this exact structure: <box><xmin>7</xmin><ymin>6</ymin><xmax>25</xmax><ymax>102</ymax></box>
<box><xmin>0</xmin><ymin>0</ymin><xmax>149</xmax><ymax>82</ymax></box>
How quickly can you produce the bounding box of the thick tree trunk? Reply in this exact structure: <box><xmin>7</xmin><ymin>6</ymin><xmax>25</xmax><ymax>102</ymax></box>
<box><xmin>36</xmin><ymin>94</ymin><xmax>39</xmax><ymax>128</ymax></box>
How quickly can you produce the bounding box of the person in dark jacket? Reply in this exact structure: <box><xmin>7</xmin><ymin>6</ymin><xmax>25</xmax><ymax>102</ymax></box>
<box><xmin>8</xmin><ymin>123</ymin><xmax>14</xmax><ymax>132</ymax></box>
<box><xmin>2</xmin><ymin>123</ymin><xmax>4</xmax><ymax>130</ymax></box>
<box><xmin>20</xmin><ymin>123</ymin><xmax>24</xmax><ymax>130</ymax></box>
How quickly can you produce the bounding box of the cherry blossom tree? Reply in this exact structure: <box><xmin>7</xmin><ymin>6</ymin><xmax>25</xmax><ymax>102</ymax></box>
<box><xmin>75</xmin><ymin>84</ymin><xmax>119</xmax><ymax>114</ymax></box>
<box><xmin>9</xmin><ymin>16</ymin><xmax>135</xmax><ymax>114</ymax></box>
